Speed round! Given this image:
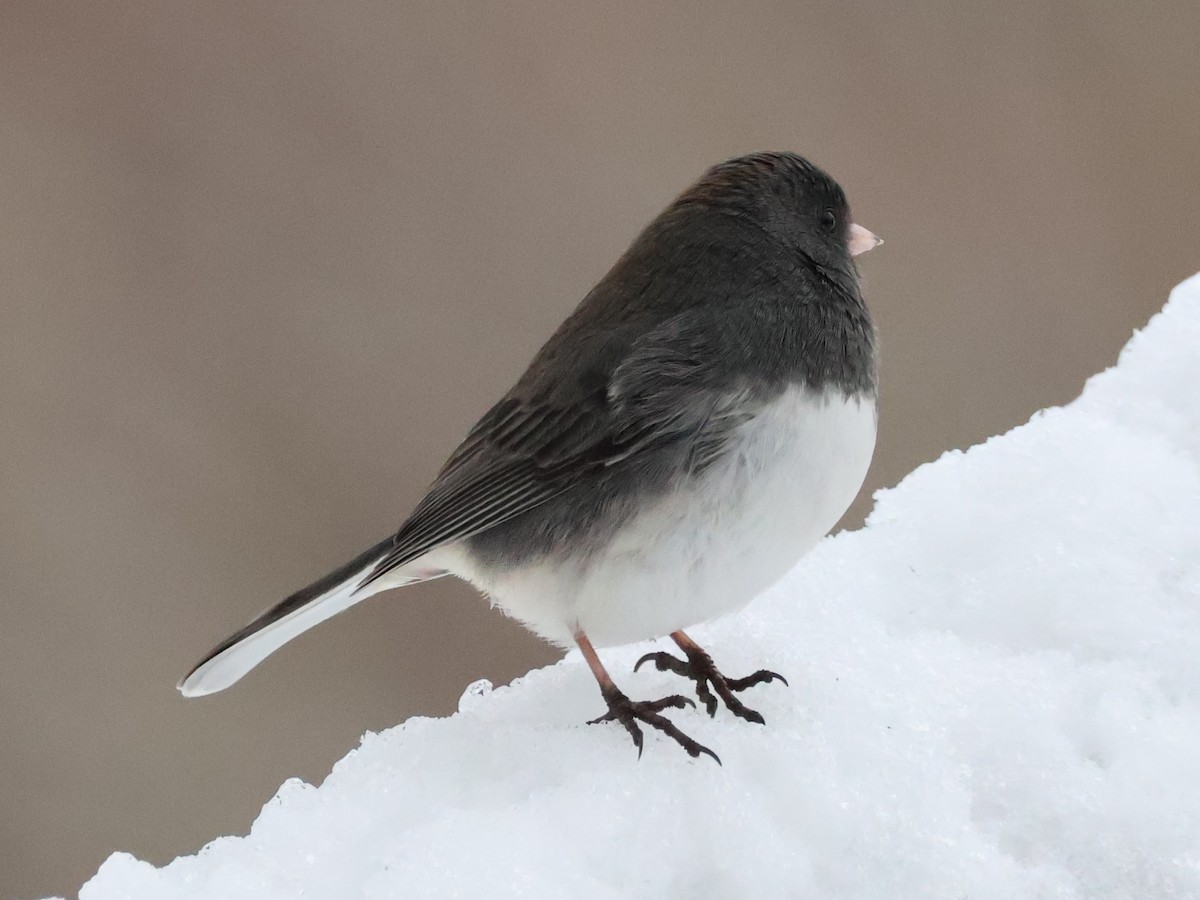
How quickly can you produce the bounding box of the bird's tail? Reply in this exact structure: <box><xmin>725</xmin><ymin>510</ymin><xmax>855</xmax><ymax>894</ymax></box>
<box><xmin>178</xmin><ymin>537</ymin><xmax>442</xmax><ymax>697</ymax></box>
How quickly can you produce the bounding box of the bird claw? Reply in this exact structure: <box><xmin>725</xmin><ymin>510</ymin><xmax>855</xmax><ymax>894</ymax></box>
<box><xmin>726</xmin><ymin>669</ymin><xmax>789</xmax><ymax>691</ymax></box>
<box><xmin>634</xmin><ymin>651</ymin><xmax>689</xmax><ymax>676</ymax></box>
<box><xmin>588</xmin><ymin>685</ymin><xmax>719</xmax><ymax>764</ymax></box>
<box><xmin>634</xmin><ymin>644</ymin><xmax>786</xmax><ymax>725</ymax></box>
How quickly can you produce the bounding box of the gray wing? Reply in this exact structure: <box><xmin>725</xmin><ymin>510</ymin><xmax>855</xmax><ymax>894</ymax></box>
<box><xmin>358</xmin><ymin>310</ymin><xmax>755</xmax><ymax>588</ymax></box>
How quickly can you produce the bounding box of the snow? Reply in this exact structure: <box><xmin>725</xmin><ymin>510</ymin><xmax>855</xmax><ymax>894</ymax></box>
<box><xmin>79</xmin><ymin>274</ymin><xmax>1200</xmax><ymax>899</ymax></box>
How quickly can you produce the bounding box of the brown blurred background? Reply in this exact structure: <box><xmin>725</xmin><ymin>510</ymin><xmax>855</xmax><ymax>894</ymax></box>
<box><xmin>1</xmin><ymin>3</ymin><xmax>1197</xmax><ymax>897</ymax></box>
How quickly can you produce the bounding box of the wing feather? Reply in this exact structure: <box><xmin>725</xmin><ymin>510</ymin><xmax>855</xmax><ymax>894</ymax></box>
<box><xmin>358</xmin><ymin>309</ymin><xmax>758</xmax><ymax>588</ymax></box>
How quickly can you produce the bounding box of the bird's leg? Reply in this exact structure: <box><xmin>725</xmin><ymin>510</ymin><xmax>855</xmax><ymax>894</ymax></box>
<box><xmin>634</xmin><ymin>630</ymin><xmax>788</xmax><ymax>724</ymax></box>
<box><xmin>576</xmin><ymin>632</ymin><xmax>719</xmax><ymax>764</ymax></box>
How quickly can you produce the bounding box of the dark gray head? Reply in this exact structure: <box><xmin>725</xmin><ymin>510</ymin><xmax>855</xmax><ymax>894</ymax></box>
<box><xmin>629</xmin><ymin>152</ymin><xmax>880</xmax><ymax>396</ymax></box>
<box><xmin>672</xmin><ymin>151</ymin><xmax>880</xmax><ymax>275</ymax></box>
<box><xmin>579</xmin><ymin>151</ymin><xmax>880</xmax><ymax>334</ymax></box>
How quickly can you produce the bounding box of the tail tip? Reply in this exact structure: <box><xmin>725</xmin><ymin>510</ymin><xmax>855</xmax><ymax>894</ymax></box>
<box><xmin>177</xmin><ymin>673</ymin><xmax>211</xmax><ymax>698</ymax></box>
<box><xmin>177</xmin><ymin>660</ymin><xmax>233</xmax><ymax>698</ymax></box>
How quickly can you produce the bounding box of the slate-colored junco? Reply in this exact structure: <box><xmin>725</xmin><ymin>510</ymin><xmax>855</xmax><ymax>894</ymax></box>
<box><xmin>180</xmin><ymin>151</ymin><xmax>881</xmax><ymax>762</ymax></box>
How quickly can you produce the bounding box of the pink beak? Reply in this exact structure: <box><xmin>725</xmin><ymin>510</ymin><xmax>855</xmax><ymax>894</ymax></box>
<box><xmin>847</xmin><ymin>223</ymin><xmax>883</xmax><ymax>257</ymax></box>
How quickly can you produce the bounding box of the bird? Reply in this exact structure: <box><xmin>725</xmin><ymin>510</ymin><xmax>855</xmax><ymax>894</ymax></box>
<box><xmin>179</xmin><ymin>151</ymin><xmax>881</xmax><ymax>762</ymax></box>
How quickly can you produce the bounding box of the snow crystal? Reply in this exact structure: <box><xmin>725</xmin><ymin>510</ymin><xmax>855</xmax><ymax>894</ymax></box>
<box><xmin>80</xmin><ymin>274</ymin><xmax>1200</xmax><ymax>899</ymax></box>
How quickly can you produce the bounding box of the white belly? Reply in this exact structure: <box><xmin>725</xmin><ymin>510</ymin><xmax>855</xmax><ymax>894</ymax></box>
<box><xmin>438</xmin><ymin>386</ymin><xmax>877</xmax><ymax>648</ymax></box>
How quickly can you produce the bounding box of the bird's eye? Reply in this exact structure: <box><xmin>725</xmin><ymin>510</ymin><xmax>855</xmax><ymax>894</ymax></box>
<box><xmin>820</xmin><ymin>209</ymin><xmax>838</xmax><ymax>234</ymax></box>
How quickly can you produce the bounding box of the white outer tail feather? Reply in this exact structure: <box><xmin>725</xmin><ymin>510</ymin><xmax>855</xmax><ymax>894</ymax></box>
<box><xmin>178</xmin><ymin>563</ymin><xmax>430</xmax><ymax>698</ymax></box>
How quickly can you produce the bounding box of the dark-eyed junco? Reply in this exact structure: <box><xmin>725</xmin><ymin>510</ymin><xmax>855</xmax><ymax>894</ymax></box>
<box><xmin>180</xmin><ymin>152</ymin><xmax>881</xmax><ymax>762</ymax></box>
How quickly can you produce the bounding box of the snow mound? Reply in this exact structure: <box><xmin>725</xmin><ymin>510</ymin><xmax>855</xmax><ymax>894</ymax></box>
<box><xmin>81</xmin><ymin>275</ymin><xmax>1200</xmax><ymax>899</ymax></box>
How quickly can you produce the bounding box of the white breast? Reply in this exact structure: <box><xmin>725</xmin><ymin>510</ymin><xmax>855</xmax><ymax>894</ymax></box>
<box><xmin>439</xmin><ymin>387</ymin><xmax>877</xmax><ymax>648</ymax></box>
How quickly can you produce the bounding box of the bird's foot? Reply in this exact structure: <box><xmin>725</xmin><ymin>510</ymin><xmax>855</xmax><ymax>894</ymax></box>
<box><xmin>634</xmin><ymin>642</ymin><xmax>787</xmax><ymax>725</ymax></box>
<box><xmin>588</xmin><ymin>684</ymin><xmax>720</xmax><ymax>764</ymax></box>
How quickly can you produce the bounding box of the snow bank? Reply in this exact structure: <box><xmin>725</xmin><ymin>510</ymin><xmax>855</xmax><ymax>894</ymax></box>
<box><xmin>81</xmin><ymin>275</ymin><xmax>1200</xmax><ymax>899</ymax></box>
